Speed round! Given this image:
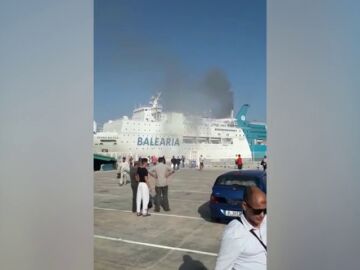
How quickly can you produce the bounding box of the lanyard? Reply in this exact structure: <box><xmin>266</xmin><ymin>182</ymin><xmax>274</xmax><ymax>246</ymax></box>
<box><xmin>249</xmin><ymin>229</ymin><xmax>267</xmax><ymax>251</ymax></box>
<box><xmin>237</xmin><ymin>217</ymin><xmax>267</xmax><ymax>251</ymax></box>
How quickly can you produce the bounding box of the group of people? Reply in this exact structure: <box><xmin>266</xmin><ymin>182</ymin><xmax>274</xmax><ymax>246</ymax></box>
<box><xmin>116</xmin><ymin>154</ymin><xmax>267</xmax><ymax>269</ymax></box>
<box><xmin>117</xmin><ymin>155</ymin><xmax>175</xmax><ymax>216</ymax></box>
<box><xmin>170</xmin><ymin>155</ymin><xmax>186</xmax><ymax>170</ymax></box>
<box><xmin>116</xmin><ymin>153</ymin><xmax>209</xmax><ymax>217</ymax></box>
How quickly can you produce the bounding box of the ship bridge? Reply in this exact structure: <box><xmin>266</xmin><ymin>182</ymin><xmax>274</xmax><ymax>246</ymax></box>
<box><xmin>132</xmin><ymin>93</ymin><xmax>162</xmax><ymax>122</ymax></box>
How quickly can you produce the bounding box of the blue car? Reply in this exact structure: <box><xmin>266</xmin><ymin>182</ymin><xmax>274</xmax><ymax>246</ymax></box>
<box><xmin>209</xmin><ymin>170</ymin><xmax>267</xmax><ymax>221</ymax></box>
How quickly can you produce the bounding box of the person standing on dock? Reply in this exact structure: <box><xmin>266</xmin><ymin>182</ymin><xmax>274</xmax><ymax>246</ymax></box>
<box><xmin>171</xmin><ymin>156</ymin><xmax>176</xmax><ymax>170</ymax></box>
<box><xmin>116</xmin><ymin>157</ymin><xmax>122</xmax><ymax>181</ymax></box>
<box><xmin>119</xmin><ymin>157</ymin><xmax>130</xmax><ymax>186</ymax></box>
<box><xmin>129</xmin><ymin>161</ymin><xmax>139</xmax><ymax>213</ymax></box>
<box><xmin>181</xmin><ymin>155</ymin><xmax>185</xmax><ymax>168</ymax></box>
<box><xmin>199</xmin><ymin>155</ymin><xmax>204</xmax><ymax>170</ymax></box>
<box><xmin>148</xmin><ymin>156</ymin><xmax>175</xmax><ymax>212</ymax></box>
<box><xmin>235</xmin><ymin>154</ymin><xmax>243</xmax><ymax>170</ymax></box>
<box><xmin>260</xmin><ymin>156</ymin><xmax>267</xmax><ymax>171</ymax></box>
<box><xmin>136</xmin><ymin>158</ymin><xmax>151</xmax><ymax>217</ymax></box>
<box><xmin>176</xmin><ymin>156</ymin><xmax>181</xmax><ymax>170</ymax></box>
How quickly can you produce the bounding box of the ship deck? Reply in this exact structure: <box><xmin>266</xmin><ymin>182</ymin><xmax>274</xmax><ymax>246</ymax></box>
<box><xmin>94</xmin><ymin>167</ymin><xmax>233</xmax><ymax>270</ymax></box>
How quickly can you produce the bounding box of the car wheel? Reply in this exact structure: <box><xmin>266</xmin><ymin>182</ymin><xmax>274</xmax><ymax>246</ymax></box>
<box><xmin>210</xmin><ymin>216</ymin><xmax>220</xmax><ymax>223</ymax></box>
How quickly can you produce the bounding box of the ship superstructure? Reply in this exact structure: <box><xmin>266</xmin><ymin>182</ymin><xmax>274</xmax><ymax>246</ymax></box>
<box><xmin>94</xmin><ymin>93</ymin><xmax>252</xmax><ymax>161</ymax></box>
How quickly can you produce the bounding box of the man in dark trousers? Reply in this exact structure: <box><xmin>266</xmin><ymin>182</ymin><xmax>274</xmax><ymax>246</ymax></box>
<box><xmin>149</xmin><ymin>156</ymin><xmax>174</xmax><ymax>212</ymax></box>
<box><xmin>129</xmin><ymin>161</ymin><xmax>139</xmax><ymax>213</ymax></box>
<box><xmin>176</xmin><ymin>156</ymin><xmax>181</xmax><ymax>170</ymax></box>
<box><xmin>171</xmin><ymin>156</ymin><xmax>176</xmax><ymax>170</ymax></box>
<box><xmin>260</xmin><ymin>155</ymin><xmax>267</xmax><ymax>171</ymax></box>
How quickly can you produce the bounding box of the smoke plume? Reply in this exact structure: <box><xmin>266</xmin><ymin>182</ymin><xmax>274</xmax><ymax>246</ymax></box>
<box><xmin>161</xmin><ymin>68</ymin><xmax>233</xmax><ymax>118</ymax></box>
<box><xmin>117</xmin><ymin>37</ymin><xmax>234</xmax><ymax>118</ymax></box>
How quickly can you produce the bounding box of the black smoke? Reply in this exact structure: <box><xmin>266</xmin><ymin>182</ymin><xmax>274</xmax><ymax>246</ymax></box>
<box><xmin>161</xmin><ymin>68</ymin><xmax>234</xmax><ymax>118</ymax></box>
<box><xmin>116</xmin><ymin>37</ymin><xmax>234</xmax><ymax>118</ymax></box>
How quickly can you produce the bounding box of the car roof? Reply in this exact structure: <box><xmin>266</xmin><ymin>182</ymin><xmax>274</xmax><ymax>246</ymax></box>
<box><xmin>220</xmin><ymin>170</ymin><xmax>266</xmax><ymax>178</ymax></box>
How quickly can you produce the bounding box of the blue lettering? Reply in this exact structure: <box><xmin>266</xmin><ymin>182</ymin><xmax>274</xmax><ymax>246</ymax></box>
<box><xmin>137</xmin><ymin>137</ymin><xmax>143</xmax><ymax>145</ymax></box>
<box><xmin>137</xmin><ymin>137</ymin><xmax>180</xmax><ymax>146</ymax></box>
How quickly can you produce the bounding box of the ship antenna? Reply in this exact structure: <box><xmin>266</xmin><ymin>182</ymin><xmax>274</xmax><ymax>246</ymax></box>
<box><xmin>151</xmin><ymin>92</ymin><xmax>162</xmax><ymax>108</ymax></box>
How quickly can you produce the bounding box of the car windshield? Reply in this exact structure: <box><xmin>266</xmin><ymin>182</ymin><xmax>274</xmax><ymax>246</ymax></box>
<box><xmin>215</xmin><ymin>175</ymin><xmax>259</xmax><ymax>187</ymax></box>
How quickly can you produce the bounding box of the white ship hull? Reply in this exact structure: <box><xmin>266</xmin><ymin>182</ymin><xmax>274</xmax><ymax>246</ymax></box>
<box><xmin>94</xmin><ymin>94</ymin><xmax>252</xmax><ymax>161</ymax></box>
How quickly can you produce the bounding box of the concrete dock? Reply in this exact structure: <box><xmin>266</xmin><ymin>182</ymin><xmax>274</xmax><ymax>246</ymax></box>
<box><xmin>94</xmin><ymin>167</ymin><xmax>234</xmax><ymax>270</ymax></box>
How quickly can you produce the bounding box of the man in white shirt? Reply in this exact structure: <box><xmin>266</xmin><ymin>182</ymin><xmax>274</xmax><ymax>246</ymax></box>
<box><xmin>149</xmin><ymin>156</ymin><xmax>174</xmax><ymax>212</ymax></box>
<box><xmin>118</xmin><ymin>157</ymin><xmax>130</xmax><ymax>186</ymax></box>
<box><xmin>199</xmin><ymin>155</ymin><xmax>204</xmax><ymax>170</ymax></box>
<box><xmin>215</xmin><ymin>186</ymin><xmax>267</xmax><ymax>270</ymax></box>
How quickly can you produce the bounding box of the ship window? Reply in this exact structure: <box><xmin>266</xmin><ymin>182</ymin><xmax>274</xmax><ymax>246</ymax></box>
<box><xmin>197</xmin><ymin>137</ymin><xmax>209</xmax><ymax>144</ymax></box>
<box><xmin>183</xmin><ymin>136</ymin><xmax>196</xmax><ymax>144</ymax></box>
<box><xmin>100</xmin><ymin>139</ymin><xmax>117</xmax><ymax>143</ymax></box>
<box><xmin>210</xmin><ymin>138</ymin><xmax>221</xmax><ymax>144</ymax></box>
<box><xmin>222</xmin><ymin>138</ymin><xmax>233</xmax><ymax>145</ymax></box>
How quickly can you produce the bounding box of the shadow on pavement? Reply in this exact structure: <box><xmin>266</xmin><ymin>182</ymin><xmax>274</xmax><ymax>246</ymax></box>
<box><xmin>178</xmin><ymin>255</ymin><xmax>207</xmax><ymax>270</ymax></box>
<box><xmin>198</xmin><ymin>201</ymin><xmax>230</xmax><ymax>224</ymax></box>
<box><xmin>197</xmin><ymin>201</ymin><xmax>212</xmax><ymax>222</ymax></box>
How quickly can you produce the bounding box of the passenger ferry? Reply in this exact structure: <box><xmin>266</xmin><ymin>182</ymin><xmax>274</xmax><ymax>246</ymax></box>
<box><xmin>94</xmin><ymin>93</ymin><xmax>252</xmax><ymax>161</ymax></box>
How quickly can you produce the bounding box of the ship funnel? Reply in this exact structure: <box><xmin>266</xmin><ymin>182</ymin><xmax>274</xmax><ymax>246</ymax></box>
<box><xmin>236</xmin><ymin>104</ymin><xmax>250</xmax><ymax>126</ymax></box>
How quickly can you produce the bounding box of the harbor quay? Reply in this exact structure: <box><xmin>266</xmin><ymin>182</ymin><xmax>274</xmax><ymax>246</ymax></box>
<box><xmin>95</xmin><ymin>167</ymin><xmax>238</xmax><ymax>270</ymax></box>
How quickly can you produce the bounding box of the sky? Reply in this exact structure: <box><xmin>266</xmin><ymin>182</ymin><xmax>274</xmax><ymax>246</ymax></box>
<box><xmin>94</xmin><ymin>0</ymin><xmax>266</xmax><ymax>125</ymax></box>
